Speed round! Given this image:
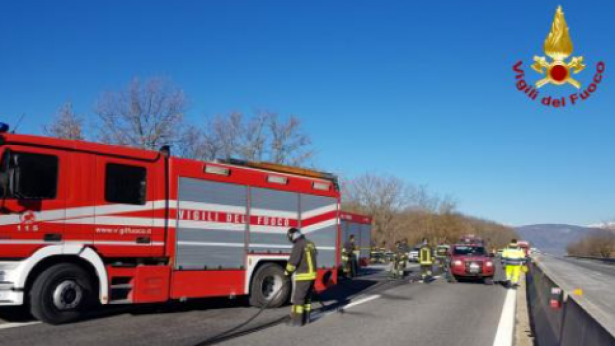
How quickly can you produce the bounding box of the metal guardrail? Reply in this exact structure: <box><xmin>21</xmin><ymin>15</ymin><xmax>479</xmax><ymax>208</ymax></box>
<box><xmin>565</xmin><ymin>255</ymin><xmax>615</xmax><ymax>263</ymax></box>
<box><xmin>527</xmin><ymin>260</ymin><xmax>615</xmax><ymax>345</ymax></box>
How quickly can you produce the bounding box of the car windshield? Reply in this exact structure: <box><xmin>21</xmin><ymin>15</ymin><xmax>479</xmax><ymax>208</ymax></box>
<box><xmin>453</xmin><ymin>246</ymin><xmax>486</xmax><ymax>256</ymax></box>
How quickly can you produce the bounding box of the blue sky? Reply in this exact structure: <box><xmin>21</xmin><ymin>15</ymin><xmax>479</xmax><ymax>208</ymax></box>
<box><xmin>0</xmin><ymin>1</ymin><xmax>613</xmax><ymax>226</ymax></box>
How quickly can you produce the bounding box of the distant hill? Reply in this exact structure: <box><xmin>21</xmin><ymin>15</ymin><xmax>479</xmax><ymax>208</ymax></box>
<box><xmin>515</xmin><ymin>224</ymin><xmax>604</xmax><ymax>255</ymax></box>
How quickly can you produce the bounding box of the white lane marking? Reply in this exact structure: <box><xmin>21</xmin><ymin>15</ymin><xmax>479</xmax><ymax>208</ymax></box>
<box><xmin>342</xmin><ymin>294</ymin><xmax>381</xmax><ymax>309</ymax></box>
<box><xmin>310</xmin><ymin>294</ymin><xmax>382</xmax><ymax>322</ymax></box>
<box><xmin>492</xmin><ymin>288</ymin><xmax>517</xmax><ymax>346</ymax></box>
<box><xmin>0</xmin><ymin>321</ymin><xmax>41</xmax><ymax>330</ymax></box>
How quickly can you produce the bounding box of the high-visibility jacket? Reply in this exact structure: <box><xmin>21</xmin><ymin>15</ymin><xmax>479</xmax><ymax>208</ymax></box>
<box><xmin>419</xmin><ymin>245</ymin><xmax>433</xmax><ymax>265</ymax></box>
<box><xmin>502</xmin><ymin>245</ymin><xmax>526</xmax><ymax>265</ymax></box>
<box><xmin>286</xmin><ymin>236</ymin><xmax>318</xmax><ymax>281</ymax></box>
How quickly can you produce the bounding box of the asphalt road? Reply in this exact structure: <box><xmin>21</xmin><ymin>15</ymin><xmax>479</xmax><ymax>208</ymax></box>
<box><xmin>0</xmin><ymin>263</ymin><xmax>510</xmax><ymax>346</ymax></box>
<box><xmin>535</xmin><ymin>255</ymin><xmax>615</xmax><ymax>335</ymax></box>
<box><xmin>558</xmin><ymin>257</ymin><xmax>615</xmax><ymax>277</ymax></box>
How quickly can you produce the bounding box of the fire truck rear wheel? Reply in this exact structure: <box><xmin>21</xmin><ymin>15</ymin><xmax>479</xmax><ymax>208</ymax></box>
<box><xmin>29</xmin><ymin>263</ymin><xmax>95</xmax><ymax>324</ymax></box>
<box><xmin>249</xmin><ymin>263</ymin><xmax>290</xmax><ymax>309</ymax></box>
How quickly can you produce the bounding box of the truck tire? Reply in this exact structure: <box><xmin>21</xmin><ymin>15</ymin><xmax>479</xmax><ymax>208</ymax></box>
<box><xmin>29</xmin><ymin>263</ymin><xmax>95</xmax><ymax>324</ymax></box>
<box><xmin>249</xmin><ymin>263</ymin><xmax>290</xmax><ymax>309</ymax></box>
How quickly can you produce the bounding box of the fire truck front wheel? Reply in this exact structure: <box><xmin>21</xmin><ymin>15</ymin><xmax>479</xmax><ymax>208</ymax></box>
<box><xmin>29</xmin><ymin>263</ymin><xmax>96</xmax><ymax>324</ymax></box>
<box><xmin>249</xmin><ymin>263</ymin><xmax>290</xmax><ymax>309</ymax></box>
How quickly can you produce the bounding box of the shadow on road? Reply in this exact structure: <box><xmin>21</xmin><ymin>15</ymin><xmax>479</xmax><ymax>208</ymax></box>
<box><xmin>0</xmin><ymin>268</ymin><xmax>399</xmax><ymax>325</ymax></box>
<box><xmin>0</xmin><ymin>306</ymin><xmax>34</xmax><ymax>323</ymax></box>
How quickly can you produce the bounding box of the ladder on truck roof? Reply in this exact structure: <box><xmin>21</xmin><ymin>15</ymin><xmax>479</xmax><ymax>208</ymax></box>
<box><xmin>219</xmin><ymin>158</ymin><xmax>338</xmax><ymax>184</ymax></box>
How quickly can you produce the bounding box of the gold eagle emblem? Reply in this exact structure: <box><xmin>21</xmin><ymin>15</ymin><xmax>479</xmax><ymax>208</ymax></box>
<box><xmin>532</xmin><ymin>6</ymin><xmax>586</xmax><ymax>88</ymax></box>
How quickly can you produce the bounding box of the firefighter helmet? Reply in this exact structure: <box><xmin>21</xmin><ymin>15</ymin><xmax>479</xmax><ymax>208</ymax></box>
<box><xmin>287</xmin><ymin>227</ymin><xmax>301</xmax><ymax>243</ymax></box>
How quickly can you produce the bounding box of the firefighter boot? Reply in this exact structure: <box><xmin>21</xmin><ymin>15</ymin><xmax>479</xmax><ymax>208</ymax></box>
<box><xmin>303</xmin><ymin>303</ymin><xmax>312</xmax><ymax>325</ymax></box>
<box><xmin>288</xmin><ymin>306</ymin><xmax>304</xmax><ymax>327</ymax></box>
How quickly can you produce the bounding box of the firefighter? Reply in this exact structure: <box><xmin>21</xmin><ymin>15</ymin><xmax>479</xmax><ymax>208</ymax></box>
<box><xmin>342</xmin><ymin>234</ymin><xmax>358</xmax><ymax>278</ymax></box>
<box><xmin>285</xmin><ymin>227</ymin><xmax>318</xmax><ymax>326</ymax></box>
<box><xmin>398</xmin><ymin>239</ymin><xmax>410</xmax><ymax>278</ymax></box>
<box><xmin>380</xmin><ymin>241</ymin><xmax>388</xmax><ymax>264</ymax></box>
<box><xmin>390</xmin><ymin>240</ymin><xmax>408</xmax><ymax>279</ymax></box>
<box><xmin>436</xmin><ymin>242</ymin><xmax>452</xmax><ymax>281</ymax></box>
<box><xmin>389</xmin><ymin>241</ymin><xmax>401</xmax><ymax>278</ymax></box>
<box><xmin>502</xmin><ymin>239</ymin><xmax>526</xmax><ymax>289</ymax></box>
<box><xmin>419</xmin><ymin>238</ymin><xmax>434</xmax><ymax>282</ymax></box>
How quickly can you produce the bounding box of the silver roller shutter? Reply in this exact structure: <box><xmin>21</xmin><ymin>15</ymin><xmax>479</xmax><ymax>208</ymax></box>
<box><xmin>301</xmin><ymin>194</ymin><xmax>338</xmax><ymax>268</ymax></box>
<box><xmin>176</xmin><ymin>178</ymin><xmax>247</xmax><ymax>270</ymax></box>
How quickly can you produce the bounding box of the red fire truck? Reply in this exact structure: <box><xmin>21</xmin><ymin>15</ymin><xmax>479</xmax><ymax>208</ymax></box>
<box><xmin>0</xmin><ymin>131</ymin><xmax>340</xmax><ymax>324</ymax></box>
<box><xmin>340</xmin><ymin>212</ymin><xmax>372</xmax><ymax>267</ymax></box>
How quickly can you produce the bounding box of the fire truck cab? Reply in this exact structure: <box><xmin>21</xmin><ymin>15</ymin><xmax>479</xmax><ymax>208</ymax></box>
<box><xmin>0</xmin><ymin>131</ymin><xmax>340</xmax><ymax>324</ymax></box>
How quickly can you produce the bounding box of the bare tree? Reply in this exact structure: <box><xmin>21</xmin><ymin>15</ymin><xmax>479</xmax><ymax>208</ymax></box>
<box><xmin>342</xmin><ymin>173</ymin><xmax>414</xmax><ymax>244</ymax></box>
<box><xmin>267</xmin><ymin>113</ymin><xmax>313</xmax><ymax>166</ymax></box>
<box><xmin>177</xmin><ymin>125</ymin><xmax>207</xmax><ymax>160</ymax></box>
<box><xmin>567</xmin><ymin>230</ymin><xmax>615</xmax><ymax>258</ymax></box>
<box><xmin>43</xmin><ymin>102</ymin><xmax>85</xmax><ymax>140</ymax></box>
<box><xmin>238</xmin><ymin>112</ymin><xmax>268</xmax><ymax>161</ymax></box>
<box><xmin>207</xmin><ymin>112</ymin><xmax>243</xmax><ymax>161</ymax></box>
<box><xmin>184</xmin><ymin>111</ymin><xmax>314</xmax><ymax>166</ymax></box>
<box><xmin>95</xmin><ymin>77</ymin><xmax>187</xmax><ymax>150</ymax></box>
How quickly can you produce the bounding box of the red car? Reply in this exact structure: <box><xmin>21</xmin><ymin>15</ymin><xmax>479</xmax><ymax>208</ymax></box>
<box><xmin>449</xmin><ymin>243</ymin><xmax>495</xmax><ymax>284</ymax></box>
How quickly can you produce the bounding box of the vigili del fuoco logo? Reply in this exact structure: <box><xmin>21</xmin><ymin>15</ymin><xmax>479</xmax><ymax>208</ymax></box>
<box><xmin>513</xmin><ymin>6</ymin><xmax>605</xmax><ymax>108</ymax></box>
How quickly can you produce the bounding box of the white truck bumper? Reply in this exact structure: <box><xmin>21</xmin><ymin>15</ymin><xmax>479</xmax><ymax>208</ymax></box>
<box><xmin>0</xmin><ymin>261</ymin><xmax>24</xmax><ymax>306</ymax></box>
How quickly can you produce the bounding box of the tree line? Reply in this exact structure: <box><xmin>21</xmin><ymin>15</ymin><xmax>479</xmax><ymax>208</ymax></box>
<box><xmin>567</xmin><ymin>228</ymin><xmax>615</xmax><ymax>258</ymax></box>
<box><xmin>342</xmin><ymin>173</ymin><xmax>517</xmax><ymax>250</ymax></box>
<box><xmin>43</xmin><ymin>76</ymin><xmax>313</xmax><ymax>166</ymax></box>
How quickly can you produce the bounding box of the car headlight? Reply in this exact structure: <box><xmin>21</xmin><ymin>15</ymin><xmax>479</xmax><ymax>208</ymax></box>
<box><xmin>486</xmin><ymin>261</ymin><xmax>493</xmax><ymax>267</ymax></box>
<box><xmin>453</xmin><ymin>260</ymin><xmax>463</xmax><ymax>266</ymax></box>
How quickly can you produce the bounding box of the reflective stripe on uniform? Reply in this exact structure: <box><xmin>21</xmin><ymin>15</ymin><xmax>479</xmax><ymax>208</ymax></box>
<box><xmin>295</xmin><ymin>273</ymin><xmax>317</xmax><ymax>281</ymax></box>
<box><xmin>294</xmin><ymin>242</ymin><xmax>316</xmax><ymax>281</ymax></box>
<box><xmin>419</xmin><ymin>247</ymin><xmax>432</xmax><ymax>265</ymax></box>
<box><xmin>306</xmin><ymin>247</ymin><xmax>314</xmax><ymax>274</ymax></box>
<box><xmin>286</xmin><ymin>263</ymin><xmax>296</xmax><ymax>272</ymax></box>
<box><xmin>304</xmin><ymin>303</ymin><xmax>312</xmax><ymax>312</ymax></box>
